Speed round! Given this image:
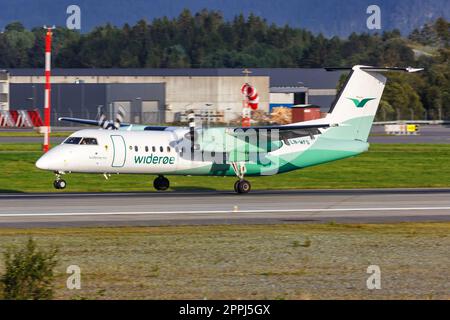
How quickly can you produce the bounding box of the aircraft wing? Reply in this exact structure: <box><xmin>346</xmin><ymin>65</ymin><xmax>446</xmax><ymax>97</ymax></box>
<box><xmin>59</xmin><ymin>117</ymin><xmax>130</xmax><ymax>128</ymax></box>
<box><xmin>182</xmin><ymin>123</ymin><xmax>334</xmax><ymax>156</ymax></box>
<box><xmin>59</xmin><ymin>117</ymin><xmax>102</xmax><ymax>126</ymax></box>
<box><xmin>229</xmin><ymin>123</ymin><xmax>332</xmax><ymax>133</ymax></box>
<box><xmin>226</xmin><ymin>123</ymin><xmax>333</xmax><ymax>149</ymax></box>
<box><xmin>59</xmin><ymin>117</ymin><xmax>180</xmax><ymax>131</ymax></box>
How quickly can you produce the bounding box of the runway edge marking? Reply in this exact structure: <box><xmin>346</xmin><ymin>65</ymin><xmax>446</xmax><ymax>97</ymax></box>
<box><xmin>0</xmin><ymin>206</ymin><xmax>450</xmax><ymax>217</ymax></box>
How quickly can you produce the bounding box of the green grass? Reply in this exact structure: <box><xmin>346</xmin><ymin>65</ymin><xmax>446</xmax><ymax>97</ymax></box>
<box><xmin>0</xmin><ymin>131</ymin><xmax>74</xmax><ymax>138</ymax></box>
<box><xmin>1</xmin><ymin>143</ymin><xmax>450</xmax><ymax>193</ymax></box>
<box><xmin>0</xmin><ymin>223</ymin><xmax>449</xmax><ymax>299</ymax></box>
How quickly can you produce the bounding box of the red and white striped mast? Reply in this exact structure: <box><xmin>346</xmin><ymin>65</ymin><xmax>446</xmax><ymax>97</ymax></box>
<box><xmin>241</xmin><ymin>68</ymin><xmax>252</xmax><ymax>127</ymax></box>
<box><xmin>43</xmin><ymin>26</ymin><xmax>54</xmax><ymax>153</ymax></box>
<box><xmin>241</xmin><ymin>68</ymin><xmax>259</xmax><ymax>128</ymax></box>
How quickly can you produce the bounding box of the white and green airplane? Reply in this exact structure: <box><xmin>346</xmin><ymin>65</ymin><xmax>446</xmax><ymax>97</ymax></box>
<box><xmin>36</xmin><ymin>65</ymin><xmax>422</xmax><ymax>193</ymax></box>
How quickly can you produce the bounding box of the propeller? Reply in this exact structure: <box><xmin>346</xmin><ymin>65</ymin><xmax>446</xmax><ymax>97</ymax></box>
<box><xmin>188</xmin><ymin>110</ymin><xmax>196</xmax><ymax>152</ymax></box>
<box><xmin>98</xmin><ymin>106</ymin><xmax>125</xmax><ymax>130</ymax></box>
<box><xmin>179</xmin><ymin>110</ymin><xmax>200</xmax><ymax>160</ymax></box>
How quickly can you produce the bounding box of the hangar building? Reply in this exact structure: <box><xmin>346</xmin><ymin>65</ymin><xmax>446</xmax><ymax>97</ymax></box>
<box><xmin>0</xmin><ymin>68</ymin><xmax>343</xmax><ymax>125</ymax></box>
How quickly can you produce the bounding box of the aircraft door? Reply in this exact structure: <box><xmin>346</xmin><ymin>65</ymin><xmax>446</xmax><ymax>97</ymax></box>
<box><xmin>111</xmin><ymin>135</ymin><xmax>126</xmax><ymax>167</ymax></box>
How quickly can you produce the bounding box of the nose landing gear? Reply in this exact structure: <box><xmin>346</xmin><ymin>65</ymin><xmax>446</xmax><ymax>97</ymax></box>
<box><xmin>53</xmin><ymin>179</ymin><xmax>67</xmax><ymax>190</ymax></box>
<box><xmin>53</xmin><ymin>172</ymin><xmax>67</xmax><ymax>190</ymax></box>
<box><xmin>153</xmin><ymin>175</ymin><xmax>170</xmax><ymax>191</ymax></box>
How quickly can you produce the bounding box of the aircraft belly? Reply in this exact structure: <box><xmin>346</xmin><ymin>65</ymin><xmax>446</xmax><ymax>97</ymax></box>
<box><xmin>277</xmin><ymin>137</ymin><xmax>369</xmax><ymax>172</ymax></box>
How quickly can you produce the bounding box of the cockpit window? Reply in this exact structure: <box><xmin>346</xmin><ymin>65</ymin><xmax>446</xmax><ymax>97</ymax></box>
<box><xmin>80</xmin><ymin>138</ymin><xmax>98</xmax><ymax>145</ymax></box>
<box><xmin>63</xmin><ymin>137</ymin><xmax>98</xmax><ymax>145</ymax></box>
<box><xmin>64</xmin><ymin>137</ymin><xmax>82</xmax><ymax>144</ymax></box>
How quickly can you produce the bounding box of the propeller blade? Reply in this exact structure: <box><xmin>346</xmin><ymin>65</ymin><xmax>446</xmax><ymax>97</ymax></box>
<box><xmin>98</xmin><ymin>113</ymin><xmax>110</xmax><ymax>129</ymax></box>
<box><xmin>187</xmin><ymin>110</ymin><xmax>196</xmax><ymax>158</ymax></box>
<box><xmin>113</xmin><ymin>106</ymin><xmax>125</xmax><ymax>130</ymax></box>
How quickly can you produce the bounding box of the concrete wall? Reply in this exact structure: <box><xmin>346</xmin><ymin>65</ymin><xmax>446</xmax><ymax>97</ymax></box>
<box><xmin>270</xmin><ymin>92</ymin><xmax>294</xmax><ymax>105</ymax></box>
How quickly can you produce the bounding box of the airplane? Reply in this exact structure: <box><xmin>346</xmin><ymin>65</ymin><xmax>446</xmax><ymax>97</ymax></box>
<box><xmin>35</xmin><ymin>65</ymin><xmax>423</xmax><ymax>194</ymax></box>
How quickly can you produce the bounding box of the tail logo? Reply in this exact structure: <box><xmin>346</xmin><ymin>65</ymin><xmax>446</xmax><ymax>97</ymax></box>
<box><xmin>348</xmin><ymin>97</ymin><xmax>376</xmax><ymax>108</ymax></box>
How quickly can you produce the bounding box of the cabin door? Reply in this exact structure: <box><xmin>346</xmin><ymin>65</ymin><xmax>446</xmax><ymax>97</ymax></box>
<box><xmin>110</xmin><ymin>135</ymin><xmax>126</xmax><ymax>167</ymax></box>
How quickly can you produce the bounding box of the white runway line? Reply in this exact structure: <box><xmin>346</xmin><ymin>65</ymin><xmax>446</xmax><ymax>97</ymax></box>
<box><xmin>0</xmin><ymin>192</ymin><xmax>151</xmax><ymax>198</ymax></box>
<box><xmin>0</xmin><ymin>206</ymin><xmax>449</xmax><ymax>217</ymax></box>
<box><xmin>0</xmin><ymin>188</ymin><xmax>449</xmax><ymax>198</ymax></box>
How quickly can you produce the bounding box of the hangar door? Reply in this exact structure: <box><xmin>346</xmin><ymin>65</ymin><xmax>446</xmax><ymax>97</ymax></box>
<box><xmin>141</xmin><ymin>101</ymin><xmax>160</xmax><ymax>124</ymax></box>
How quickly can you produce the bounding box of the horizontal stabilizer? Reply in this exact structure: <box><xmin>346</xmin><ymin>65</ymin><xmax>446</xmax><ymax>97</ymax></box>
<box><xmin>326</xmin><ymin>66</ymin><xmax>424</xmax><ymax>73</ymax></box>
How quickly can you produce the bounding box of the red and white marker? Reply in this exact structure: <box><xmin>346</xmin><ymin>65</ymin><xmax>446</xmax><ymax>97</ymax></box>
<box><xmin>43</xmin><ymin>27</ymin><xmax>53</xmax><ymax>153</ymax></box>
<box><xmin>241</xmin><ymin>83</ymin><xmax>259</xmax><ymax>127</ymax></box>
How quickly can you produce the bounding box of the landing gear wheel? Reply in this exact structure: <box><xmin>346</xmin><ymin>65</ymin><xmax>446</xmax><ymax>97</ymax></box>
<box><xmin>234</xmin><ymin>180</ymin><xmax>240</xmax><ymax>193</ymax></box>
<box><xmin>153</xmin><ymin>176</ymin><xmax>170</xmax><ymax>191</ymax></box>
<box><xmin>53</xmin><ymin>179</ymin><xmax>66</xmax><ymax>190</ymax></box>
<box><xmin>235</xmin><ymin>180</ymin><xmax>251</xmax><ymax>194</ymax></box>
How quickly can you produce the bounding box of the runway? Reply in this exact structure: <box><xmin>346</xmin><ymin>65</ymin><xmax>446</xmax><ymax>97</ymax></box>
<box><xmin>369</xmin><ymin>125</ymin><xmax>450</xmax><ymax>144</ymax></box>
<box><xmin>0</xmin><ymin>188</ymin><xmax>449</xmax><ymax>228</ymax></box>
<box><xmin>0</xmin><ymin>125</ymin><xmax>449</xmax><ymax>144</ymax></box>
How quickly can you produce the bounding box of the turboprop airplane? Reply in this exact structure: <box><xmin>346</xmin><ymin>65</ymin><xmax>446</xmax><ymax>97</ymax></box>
<box><xmin>35</xmin><ymin>65</ymin><xmax>422</xmax><ymax>193</ymax></box>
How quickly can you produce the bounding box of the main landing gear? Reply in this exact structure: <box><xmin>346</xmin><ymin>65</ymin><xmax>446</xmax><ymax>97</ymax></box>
<box><xmin>231</xmin><ymin>162</ymin><xmax>251</xmax><ymax>194</ymax></box>
<box><xmin>153</xmin><ymin>175</ymin><xmax>170</xmax><ymax>191</ymax></box>
<box><xmin>234</xmin><ymin>179</ymin><xmax>251</xmax><ymax>194</ymax></box>
<box><xmin>53</xmin><ymin>172</ymin><xmax>66</xmax><ymax>190</ymax></box>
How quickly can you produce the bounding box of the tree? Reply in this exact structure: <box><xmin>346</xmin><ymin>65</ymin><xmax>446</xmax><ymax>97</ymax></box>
<box><xmin>0</xmin><ymin>238</ymin><xmax>59</xmax><ymax>300</ymax></box>
<box><xmin>0</xmin><ymin>13</ymin><xmax>448</xmax><ymax>119</ymax></box>
<box><xmin>1</xmin><ymin>22</ymin><xmax>35</xmax><ymax>67</ymax></box>
<box><xmin>434</xmin><ymin>17</ymin><xmax>450</xmax><ymax>47</ymax></box>
<box><xmin>383</xmin><ymin>77</ymin><xmax>425</xmax><ymax>120</ymax></box>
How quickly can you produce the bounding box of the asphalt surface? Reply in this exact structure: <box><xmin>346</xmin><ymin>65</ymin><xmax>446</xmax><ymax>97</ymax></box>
<box><xmin>1</xmin><ymin>125</ymin><xmax>449</xmax><ymax>144</ymax></box>
<box><xmin>369</xmin><ymin>125</ymin><xmax>450</xmax><ymax>144</ymax></box>
<box><xmin>0</xmin><ymin>188</ymin><xmax>449</xmax><ymax>228</ymax></box>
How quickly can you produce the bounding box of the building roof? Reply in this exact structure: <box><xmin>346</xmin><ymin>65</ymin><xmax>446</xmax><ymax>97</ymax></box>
<box><xmin>270</xmin><ymin>86</ymin><xmax>308</xmax><ymax>93</ymax></box>
<box><xmin>8</xmin><ymin>68</ymin><xmax>344</xmax><ymax>89</ymax></box>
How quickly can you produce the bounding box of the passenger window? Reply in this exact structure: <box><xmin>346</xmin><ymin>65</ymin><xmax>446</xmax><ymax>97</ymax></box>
<box><xmin>167</xmin><ymin>146</ymin><xmax>171</xmax><ymax>153</ymax></box>
<box><xmin>80</xmin><ymin>138</ymin><xmax>98</xmax><ymax>145</ymax></box>
<box><xmin>152</xmin><ymin>146</ymin><xmax>156</xmax><ymax>152</ymax></box>
<box><xmin>160</xmin><ymin>146</ymin><xmax>163</xmax><ymax>152</ymax></box>
<box><xmin>145</xmin><ymin>146</ymin><xmax>149</xmax><ymax>152</ymax></box>
<box><xmin>135</xmin><ymin>146</ymin><xmax>138</xmax><ymax>152</ymax></box>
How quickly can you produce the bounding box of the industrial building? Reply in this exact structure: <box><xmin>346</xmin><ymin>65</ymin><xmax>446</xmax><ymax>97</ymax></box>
<box><xmin>0</xmin><ymin>70</ymin><xmax>8</xmax><ymax>111</ymax></box>
<box><xmin>0</xmin><ymin>68</ymin><xmax>343</xmax><ymax>126</ymax></box>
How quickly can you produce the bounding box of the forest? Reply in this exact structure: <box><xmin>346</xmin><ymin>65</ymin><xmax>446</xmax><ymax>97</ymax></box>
<box><xmin>0</xmin><ymin>10</ymin><xmax>449</xmax><ymax>120</ymax></box>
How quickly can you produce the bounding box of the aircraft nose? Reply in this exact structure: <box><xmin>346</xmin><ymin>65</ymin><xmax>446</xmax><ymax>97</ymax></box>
<box><xmin>35</xmin><ymin>153</ymin><xmax>51</xmax><ymax>170</ymax></box>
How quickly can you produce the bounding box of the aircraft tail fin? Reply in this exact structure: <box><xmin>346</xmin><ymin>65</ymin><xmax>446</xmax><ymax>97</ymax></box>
<box><xmin>323</xmin><ymin>66</ymin><xmax>423</xmax><ymax>141</ymax></box>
